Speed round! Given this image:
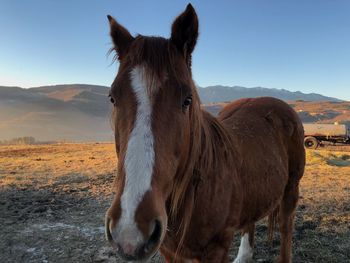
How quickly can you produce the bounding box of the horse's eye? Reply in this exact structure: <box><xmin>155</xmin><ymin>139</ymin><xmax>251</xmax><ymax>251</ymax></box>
<box><xmin>182</xmin><ymin>96</ymin><xmax>192</xmax><ymax>109</ymax></box>
<box><xmin>108</xmin><ymin>94</ymin><xmax>115</xmax><ymax>105</ymax></box>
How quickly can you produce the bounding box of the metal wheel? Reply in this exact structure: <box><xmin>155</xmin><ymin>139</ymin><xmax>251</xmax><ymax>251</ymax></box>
<box><xmin>304</xmin><ymin>136</ymin><xmax>319</xmax><ymax>149</ymax></box>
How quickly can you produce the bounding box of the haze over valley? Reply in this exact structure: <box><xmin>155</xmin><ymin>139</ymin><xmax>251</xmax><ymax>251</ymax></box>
<box><xmin>0</xmin><ymin>84</ymin><xmax>348</xmax><ymax>142</ymax></box>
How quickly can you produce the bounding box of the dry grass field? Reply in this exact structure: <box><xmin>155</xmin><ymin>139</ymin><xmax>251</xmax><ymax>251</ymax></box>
<box><xmin>0</xmin><ymin>143</ymin><xmax>349</xmax><ymax>262</ymax></box>
<box><xmin>203</xmin><ymin>101</ymin><xmax>350</xmax><ymax>127</ymax></box>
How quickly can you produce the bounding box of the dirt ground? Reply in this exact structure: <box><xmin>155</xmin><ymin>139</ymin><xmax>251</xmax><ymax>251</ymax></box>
<box><xmin>0</xmin><ymin>143</ymin><xmax>349</xmax><ymax>263</ymax></box>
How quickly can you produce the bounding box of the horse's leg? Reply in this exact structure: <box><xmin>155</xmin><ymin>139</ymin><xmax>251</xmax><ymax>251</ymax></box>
<box><xmin>162</xmin><ymin>254</ymin><xmax>194</xmax><ymax>263</ymax></box>
<box><xmin>160</xmin><ymin>247</ymin><xmax>199</xmax><ymax>263</ymax></box>
<box><xmin>233</xmin><ymin>224</ymin><xmax>255</xmax><ymax>263</ymax></box>
<box><xmin>201</xmin><ymin>229</ymin><xmax>235</xmax><ymax>263</ymax></box>
<box><xmin>201</xmin><ymin>245</ymin><xmax>230</xmax><ymax>263</ymax></box>
<box><xmin>277</xmin><ymin>181</ymin><xmax>299</xmax><ymax>263</ymax></box>
<box><xmin>160</xmin><ymin>250</ymin><xmax>193</xmax><ymax>263</ymax></box>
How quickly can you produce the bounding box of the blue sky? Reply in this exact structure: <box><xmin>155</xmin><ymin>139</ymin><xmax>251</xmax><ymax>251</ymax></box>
<box><xmin>0</xmin><ymin>0</ymin><xmax>349</xmax><ymax>100</ymax></box>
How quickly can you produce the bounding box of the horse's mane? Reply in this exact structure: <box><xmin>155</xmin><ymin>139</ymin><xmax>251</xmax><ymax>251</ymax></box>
<box><xmin>169</xmin><ymin>96</ymin><xmax>237</xmax><ymax>254</ymax></box>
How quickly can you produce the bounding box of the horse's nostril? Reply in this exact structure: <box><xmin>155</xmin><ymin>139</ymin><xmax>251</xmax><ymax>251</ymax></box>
<box><xmin>143</xmin><ymin>219</ymin><xmax>162</xmax><ymax>253</ymax></box>
<box><xmin>105</xmin><ymin>216</ymin><xmax>113</xmax><ymax>243</ymax></box>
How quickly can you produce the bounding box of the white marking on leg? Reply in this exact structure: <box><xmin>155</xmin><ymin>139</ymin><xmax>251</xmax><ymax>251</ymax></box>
<box><xmin>233</xmin><ymin>233</ymin><xmax>253</xmax><ymax>263</ymax></box>
<box><xmin>112</xmin><ymin>65</ymin><xmax>155</xmax><ymax>247</ymax></box>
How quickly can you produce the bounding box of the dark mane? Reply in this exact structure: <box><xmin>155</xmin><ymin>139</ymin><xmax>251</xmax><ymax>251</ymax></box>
<box><xmin>129</xmin><ymin>36</ymin><xmax>172</xmax><ymax>77</ymax></box>
<box><xmin>170</xmin><ymin>105</ymin><xmax>238</xmax><ymax>256</ymax></box>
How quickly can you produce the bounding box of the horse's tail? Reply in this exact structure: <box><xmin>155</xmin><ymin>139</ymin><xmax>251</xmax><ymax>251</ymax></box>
<box><xmin>268</xmin><ymin>205</ymin><xmax>279</xmax><ymax>243</ymax></box>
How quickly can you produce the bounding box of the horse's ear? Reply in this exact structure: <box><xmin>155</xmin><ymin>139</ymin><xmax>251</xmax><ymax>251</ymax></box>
<box><xmin>107</xmin><ymin>15</ymin><xmax>134</xmax><ymax>60</ymax></box>
<box><xmin>170</xmin><ymin>4</ymin><xmax>199</xmax><ymax>65</ymax></box>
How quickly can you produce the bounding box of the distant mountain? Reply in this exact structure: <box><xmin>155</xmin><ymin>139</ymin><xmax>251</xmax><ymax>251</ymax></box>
<box><xmin>0</xmin><ymin>85</ymin><xmax>112</xmax><ymax>142</ymax></box>
<box><xmin>0</xmin><ymin>84</ymin><xmax>347</xmax><ymax>141</ymax></box>
<box><xmin>198</xmin><ymin>85</ymin><xmax>342</xmax><ymax>103</ymax></box>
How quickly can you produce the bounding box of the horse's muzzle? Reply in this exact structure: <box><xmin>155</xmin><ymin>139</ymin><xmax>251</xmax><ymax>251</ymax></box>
<box><xmin>105</xmin><ymin>216</ymin><xmax>163</xmax><ymax>261</ymax></box>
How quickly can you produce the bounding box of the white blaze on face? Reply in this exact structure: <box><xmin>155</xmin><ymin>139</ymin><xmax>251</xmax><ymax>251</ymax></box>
<box><xmin>233</xmin><ymin>233</ymin><xmax>253</xmax><ymax>263</ymax></box>
<box><xmin>114</xmin><ymin>65</ymin><xmax>155</xmax><ymax>246</ymax></box>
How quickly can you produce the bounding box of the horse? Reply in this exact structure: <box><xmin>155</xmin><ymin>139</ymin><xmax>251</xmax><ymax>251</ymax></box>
<box><xmin>105</xmin><ymin>4</ymin><xmax>305</xmax><ymax>263</ymax></box>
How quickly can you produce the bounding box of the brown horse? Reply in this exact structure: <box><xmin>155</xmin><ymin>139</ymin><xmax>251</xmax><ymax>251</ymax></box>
<box><xmin>105</xmin><ymin>4</ymin><xmax>305</xmax><ymax>263</ymax></box>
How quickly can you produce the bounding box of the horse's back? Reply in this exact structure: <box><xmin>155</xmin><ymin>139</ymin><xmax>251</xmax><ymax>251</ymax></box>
<box><xmin>219</xmin><ymin>97</ymin><xmax>304</xmax><ymax>156</ymax></box>
<box><xmin>219</xmin><ymin>97</ymin><xmax>304</xmax><ymax>152</ymax></box>
<box><xmin>218</xmin><ymin>97</ymin><xmax>305</xmax><ymax>226</ymax></box>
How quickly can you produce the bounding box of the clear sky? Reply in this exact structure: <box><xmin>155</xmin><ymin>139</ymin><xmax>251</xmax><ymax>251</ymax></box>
<box><xmin>0</xmin><ymin>0</ymin><xmax>349</xmax><ymax>100</ymax></box>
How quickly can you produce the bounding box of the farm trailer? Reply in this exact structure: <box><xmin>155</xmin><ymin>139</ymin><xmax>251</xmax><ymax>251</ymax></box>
<box><xmin>303</xmin><ymin>123</ymin><xmax>350</xmax><ymax>149</ymax></box>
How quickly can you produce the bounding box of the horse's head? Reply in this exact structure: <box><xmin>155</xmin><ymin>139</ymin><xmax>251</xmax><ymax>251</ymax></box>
<box><xmin>105</xmin><ymin>4</ymin><xmax>199</xmax><ymax>261</ymax></box>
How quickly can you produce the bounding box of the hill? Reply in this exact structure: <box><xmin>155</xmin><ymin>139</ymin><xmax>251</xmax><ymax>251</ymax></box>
<box><xmin>198</xmin><ymin>85</ymin><xmax>342</xmax><ymax>103</ymax></box>
<box><xmin>0</xmin><ymin>84</ymin><xmax>348</xmax><ymax>141</ymax></box>
<box><xmin>0</xmin><ymin>85</ymin><xmax>112</xmax><ymax>142</ymax></box>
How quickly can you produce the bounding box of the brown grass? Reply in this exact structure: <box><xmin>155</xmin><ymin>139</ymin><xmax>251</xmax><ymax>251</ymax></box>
<box><xmin>0</xmin><ymin>143</ymin><xmax>349</xmax><ymax>262</ymax></box>
<box><xmin>204</xmin><ymin>100</ymin><xmax>350</xmax><ymax>125</ymax></box>
<box><xmin>0</xmin><ymin>143</ymin><xmax>117</xmax><ymax>196</ymax></box>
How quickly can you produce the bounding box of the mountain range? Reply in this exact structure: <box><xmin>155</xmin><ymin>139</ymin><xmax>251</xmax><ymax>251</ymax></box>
<box><xmin>199</xmin><ymin>85</ymin><xmax>342</xmax><ymax>103</ymax></box>
<box><xmin>0</xmin><ymin>84</ymin><xmax>348</xmax><ymax>142</ymax></box>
